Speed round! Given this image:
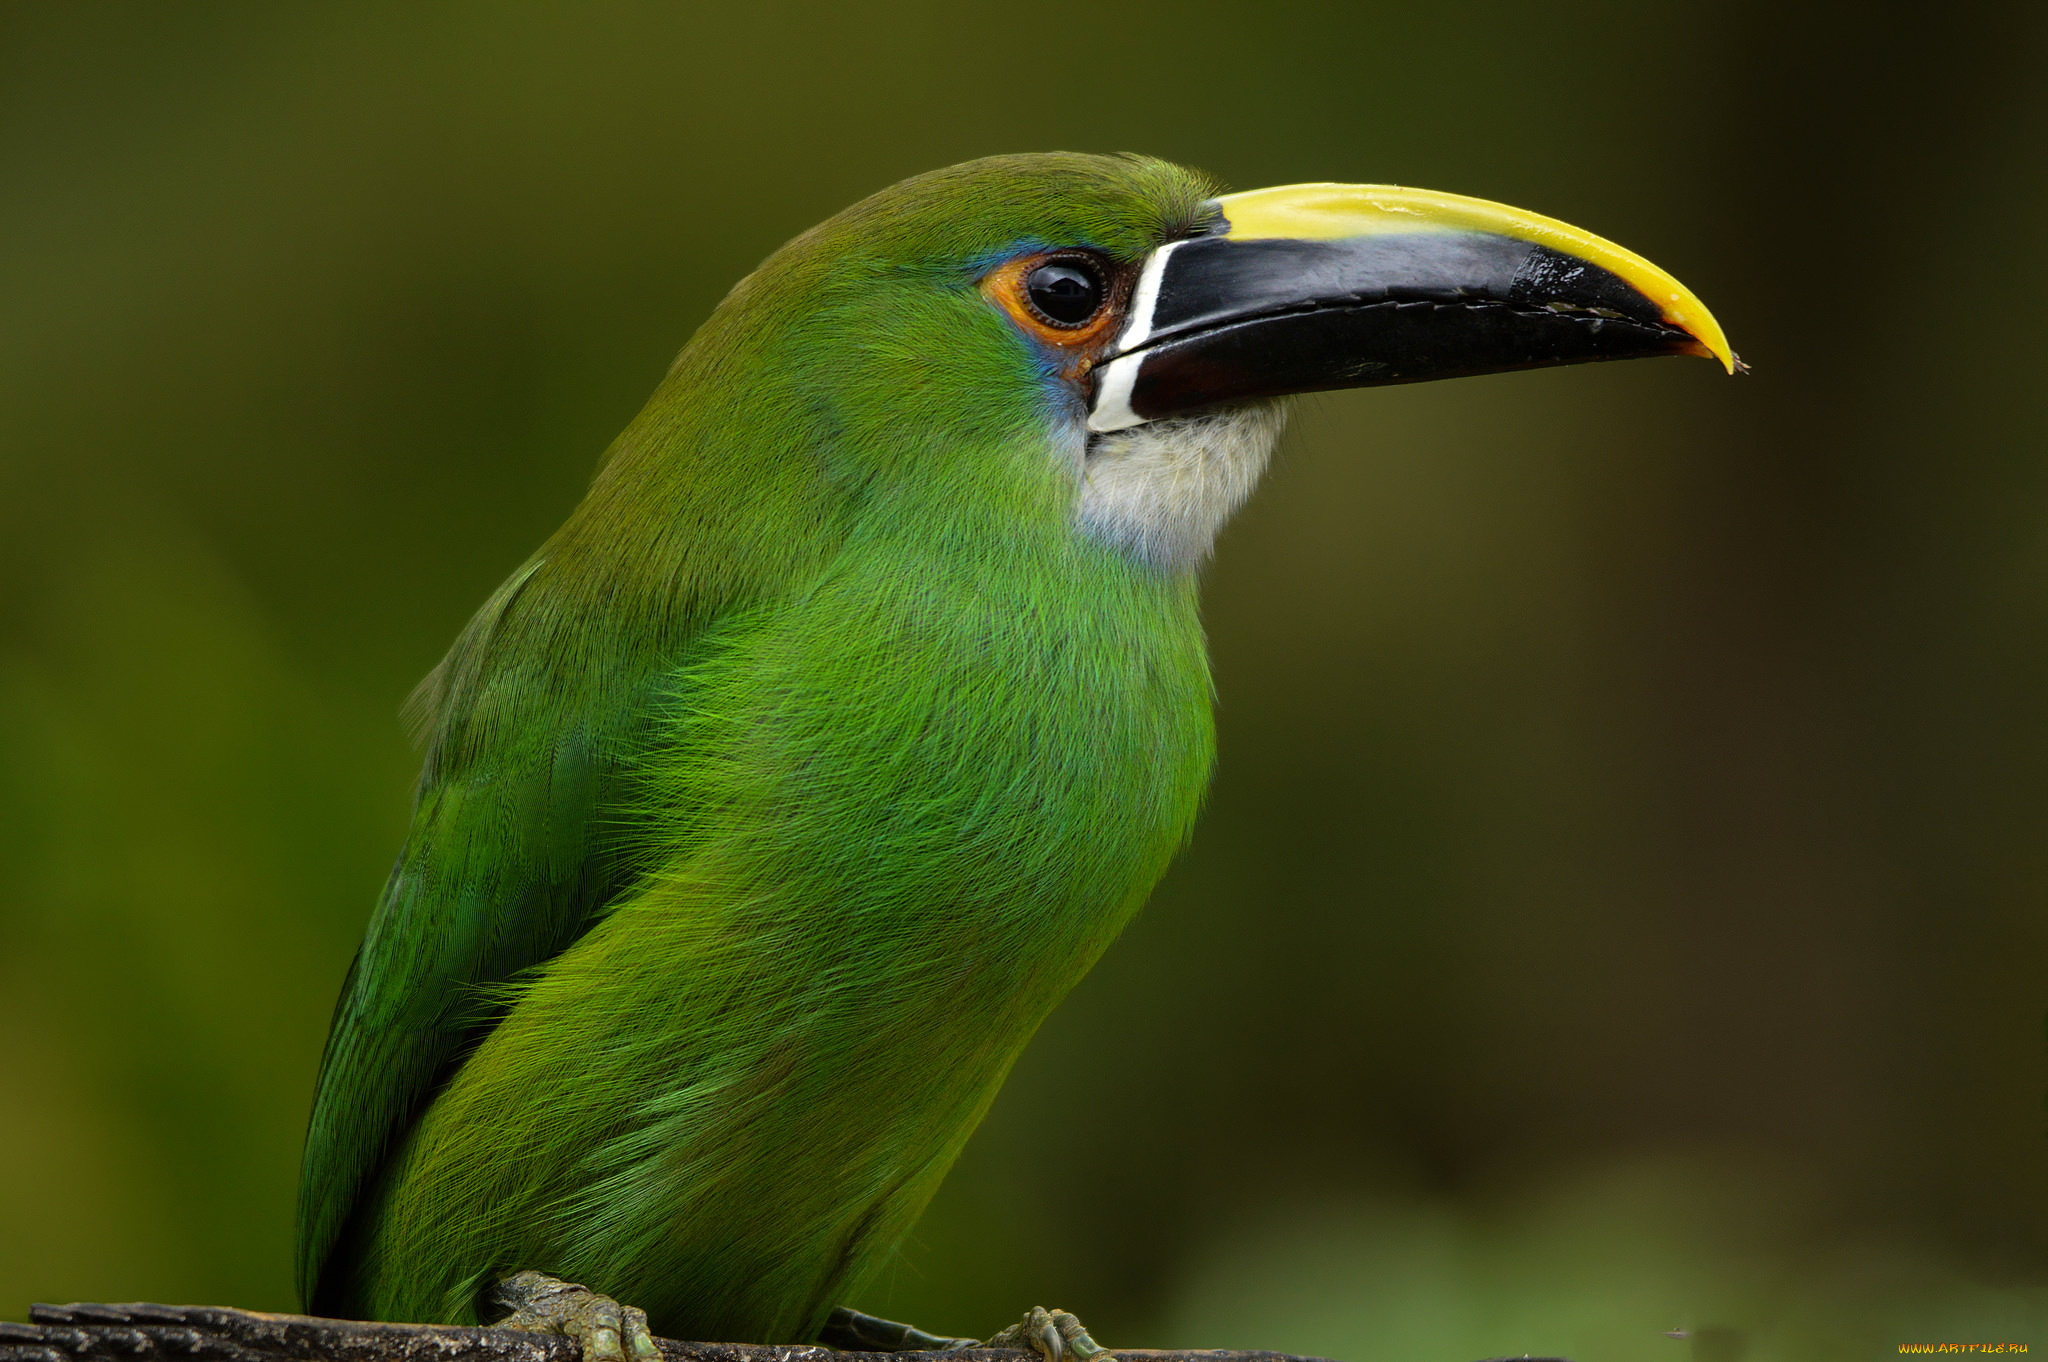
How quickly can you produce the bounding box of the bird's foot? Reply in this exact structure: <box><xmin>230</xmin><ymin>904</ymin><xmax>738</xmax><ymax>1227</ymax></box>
<box><xmin>490</xmin><ymin>1270</ymin><xmax>661</xmax><ymax>1362</ymax></box>
<box><xmin>981</xmin><ymin>1306</ymin><xmax>1111</xmax><ymax>1362</ymax></box>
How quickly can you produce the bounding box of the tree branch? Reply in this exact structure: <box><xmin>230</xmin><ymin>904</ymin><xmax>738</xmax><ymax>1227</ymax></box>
<box><xmin>1</xmin><ymin>1305</ymin><xmax>1353</xmax><ymax>1362</ymax></box>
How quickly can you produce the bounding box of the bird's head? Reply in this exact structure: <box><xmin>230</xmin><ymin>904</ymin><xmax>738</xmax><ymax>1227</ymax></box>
<box><xmin>620</xmin><ymin>153</ymin><xmax>1734</xmax><ymax>573</ymax></box>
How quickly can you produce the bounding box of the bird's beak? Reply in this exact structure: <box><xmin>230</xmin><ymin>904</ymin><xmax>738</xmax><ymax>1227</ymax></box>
<box><xmin>1087</xmin><ymin>182</ymin><xmax>1738</xmax><ymax>433</ymax></box>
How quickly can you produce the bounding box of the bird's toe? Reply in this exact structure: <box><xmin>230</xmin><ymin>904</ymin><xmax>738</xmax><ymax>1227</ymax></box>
<box><xmin>984</xmin><ymin>1306</ymin><xmax>1110</xmax><ymax>1362</ymax></box>
<box><xmin>622</xmin><ymin>1306</ymin><xmax>660</xmax><ymax>1362</ymax></box>
<box><xmin>490</xmin><ymin>1270</ymin><xmax>660</xmax><ymax>1362</ymax></box>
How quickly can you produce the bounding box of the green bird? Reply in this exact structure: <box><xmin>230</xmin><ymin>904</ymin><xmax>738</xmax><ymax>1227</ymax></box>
<box><xmin>296</xmin><ymin>152</ymin><xmax>1734</xmax><ymax>1360</ymax></box>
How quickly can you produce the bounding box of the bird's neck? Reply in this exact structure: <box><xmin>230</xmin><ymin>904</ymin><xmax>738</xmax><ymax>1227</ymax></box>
<box><xmin>1077</xmin><ymin>400</ymin><xmax>1288</xmax><ymax>571</ymax></box>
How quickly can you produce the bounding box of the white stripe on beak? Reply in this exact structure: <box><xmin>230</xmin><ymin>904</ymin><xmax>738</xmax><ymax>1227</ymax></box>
<box><xmin>1087</xmin><ymin>352</ymin><xmax>1145</xmax><ymax>433</ymax></box>
<box><xmin>1086</xmin><ymin>239</ymin><xmax>1183</xmax><ymax>434</ymax></box>
<box><xmin>1114</xmin><ymin>239</ymin><xmax>1181</xmax><ymax>354</ymax></box>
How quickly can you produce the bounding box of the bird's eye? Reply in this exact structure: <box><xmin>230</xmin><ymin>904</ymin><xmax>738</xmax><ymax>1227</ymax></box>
<box><xmin>1025</xmin><ymin>259</ymin><xmax>1105</xmax><ymax>327</ymax></box>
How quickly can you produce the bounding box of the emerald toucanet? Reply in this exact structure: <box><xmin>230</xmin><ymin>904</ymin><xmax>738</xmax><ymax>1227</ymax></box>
<box><xmin>297</xmin><ymin>152</ymin><xmax>1734</xmax><ymax>1359</ymax></box>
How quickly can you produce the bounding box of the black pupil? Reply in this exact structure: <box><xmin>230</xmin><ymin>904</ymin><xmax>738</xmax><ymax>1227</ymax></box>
<box><xmin>1026</xmin><ymin>260</ymin><xmax>1102</xmax><ymax>326</ymax></box>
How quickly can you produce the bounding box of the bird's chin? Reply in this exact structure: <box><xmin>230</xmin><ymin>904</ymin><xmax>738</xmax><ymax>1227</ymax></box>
<box><xmin>1075</xmin><ymin>399</ymin><xmax>1289</xmax><ymax>572</ymax></box>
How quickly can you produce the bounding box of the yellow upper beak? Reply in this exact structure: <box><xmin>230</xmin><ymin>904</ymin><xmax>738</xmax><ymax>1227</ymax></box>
<box><xmin>1214</xmin><ymin>182</ymin><xmax>1737</xmax><ymax>373</ymax></box>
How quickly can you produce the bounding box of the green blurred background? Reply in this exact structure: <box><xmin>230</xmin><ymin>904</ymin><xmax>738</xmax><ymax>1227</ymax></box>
<box><xmin>3</xmin><ymin>4</ymin><xmax>2046</xmax><ymax>1359</ymax></box>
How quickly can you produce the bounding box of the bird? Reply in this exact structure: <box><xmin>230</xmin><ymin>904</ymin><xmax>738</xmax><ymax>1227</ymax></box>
<box><xmin>295</xmin><ymin>152</ymin><xmax>1734</xmax><ymax>1362</ymax></box>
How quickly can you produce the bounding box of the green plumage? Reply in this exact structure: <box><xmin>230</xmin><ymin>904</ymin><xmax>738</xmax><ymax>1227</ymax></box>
<box><xmin>298</xmin><ymin>154</ymin><xmax>1222</xmax><ymax>1341</ymax></box>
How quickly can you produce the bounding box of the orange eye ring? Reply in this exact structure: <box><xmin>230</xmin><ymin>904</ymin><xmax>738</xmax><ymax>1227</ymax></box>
<box><xmin>981</xmin><ymin>251</ymin><xmax>1129</xmax><ymax>367</ymax></box>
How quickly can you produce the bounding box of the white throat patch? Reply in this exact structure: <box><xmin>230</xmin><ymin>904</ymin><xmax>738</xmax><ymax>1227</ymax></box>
<box><xmin>1075</xmin><ymin>401</ymin><xmax>1288</xmax><ymax>571</ymax></box>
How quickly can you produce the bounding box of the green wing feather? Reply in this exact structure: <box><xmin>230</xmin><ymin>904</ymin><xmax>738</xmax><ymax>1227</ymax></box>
<box><xmin>297</xmin><ymin>554</ymin><xmax>678</xmax><ymax>1311</ymax></box>
<box><xmin>297</xmin><ymin>307</ymin><xmax>858</xmax><ymax>1310</ymax></box>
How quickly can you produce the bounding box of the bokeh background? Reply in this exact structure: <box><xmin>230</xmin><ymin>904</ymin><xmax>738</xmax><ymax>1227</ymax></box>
<box><xmin>4</xmin><ymin>4</ymin><xmax>2046</xmax><ymax>1359</ymax></box>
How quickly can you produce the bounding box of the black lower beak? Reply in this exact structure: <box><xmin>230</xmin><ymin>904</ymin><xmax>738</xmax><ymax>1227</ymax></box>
<box><xmin>1087</xmin><ymin>232</ymin><xmax>1723</xmax><ymax>432</ymax></box>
